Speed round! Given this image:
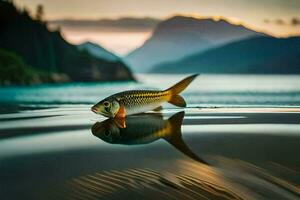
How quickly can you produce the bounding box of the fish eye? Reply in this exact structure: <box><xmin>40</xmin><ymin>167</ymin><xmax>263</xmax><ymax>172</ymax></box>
<box><xmin>103</xmin><ymin>101</ymin><xmax>110</xmax><ymax>107</ymax></box>
<box><xmin>104</xmin><ymin>130</ymin><xmax>111</xmax><ymax>137</ymax></box>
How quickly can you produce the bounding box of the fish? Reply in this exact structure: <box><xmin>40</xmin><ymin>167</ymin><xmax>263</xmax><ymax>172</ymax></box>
<box><xmin>91</xmin><ymin>74</ymin><xmax>198</xmax><ymax>118</ymax></box>
<box><xmin>91</xmin><ymin>111</ymin><xmax>208</xmax><ymax>164</ymax></box>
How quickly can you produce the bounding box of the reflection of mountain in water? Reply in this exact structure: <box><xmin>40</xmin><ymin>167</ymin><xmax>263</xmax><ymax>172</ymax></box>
<box><xmin>91</xmin><ymin>112</ymin><xmax>207</xmax><ymax>164</ymax></box>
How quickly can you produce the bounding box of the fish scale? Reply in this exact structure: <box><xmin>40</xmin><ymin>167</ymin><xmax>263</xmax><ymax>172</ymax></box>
<box><xmin>92</xmin><ymin>74</ymin><xmax>198</xmax><ymax>117</ymax></box>
<box><xmin>114</xmin><ymin>90</ymin><xmax>169</xmax><ymax>113</ymax></box>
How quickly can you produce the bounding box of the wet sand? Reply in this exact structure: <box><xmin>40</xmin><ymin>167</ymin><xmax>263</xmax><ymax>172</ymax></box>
<box><xmin>0</xmin><ymin>107</ymin><xmax>300</xmax><ymax>200</ymax></box>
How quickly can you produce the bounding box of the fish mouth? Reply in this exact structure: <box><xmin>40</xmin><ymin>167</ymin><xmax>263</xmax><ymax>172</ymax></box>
<box><xmin>91</xmin><ymin>107</ymin><xmax>111</xmax><ymax>117</ymax></box>
<box><xmin>91</xmin><ymin>107</ymin><xmax>99</xmax><ymax>114</ymax></box>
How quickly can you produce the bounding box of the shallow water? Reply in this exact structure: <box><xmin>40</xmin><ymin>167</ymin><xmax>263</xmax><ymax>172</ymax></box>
<box><xmin>1</xmin><ymin>75</ymin><xmax>300</xmax><ymax>108</ymax></box>
<box><xmin>0</xmin><ymin>75</ymin><xmax>300</xmax><ymax>199</ymax></box>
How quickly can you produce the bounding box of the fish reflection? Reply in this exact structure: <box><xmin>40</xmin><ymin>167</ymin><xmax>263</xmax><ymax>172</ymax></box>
<box><xmin>91</xmin><ymin>111</ymin><xmax>207</xmax><ymax>164</ymax></box>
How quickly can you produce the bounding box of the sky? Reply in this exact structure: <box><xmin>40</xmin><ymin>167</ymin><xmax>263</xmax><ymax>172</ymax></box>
<box><xmin>13</xmin><ymin>0</ymin><xmax>300</xmax><ymax>55</ymax></box>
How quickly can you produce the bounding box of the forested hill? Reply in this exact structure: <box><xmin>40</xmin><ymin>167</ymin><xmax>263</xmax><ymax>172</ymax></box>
<box><xmin>0</xmin><ymin>1</ymin><xmax>134</xmax><ymax>85</ymax></box>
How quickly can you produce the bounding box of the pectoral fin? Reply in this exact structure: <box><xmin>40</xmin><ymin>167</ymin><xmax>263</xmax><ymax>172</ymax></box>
<box><xmin>114</xmin><ymin>105</ymin><xmax>126</xmax><ymax>128</ymax></box>
<box><xmin>114</xmin><ymin>117</ymin><xmax>126</xmax><ymax>129</ymax></box>
<box><xmin>115</xmin><ymin>104</ymin><xmax>126</xmax><ymax>118</ymax></box>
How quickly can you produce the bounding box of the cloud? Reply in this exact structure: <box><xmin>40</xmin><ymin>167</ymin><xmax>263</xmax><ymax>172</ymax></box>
<box><xmin>291</xmin><ymin>17</ymin><xmax>300</xmax><ymax>25</ymax></box>
<box><xmin>48</xmin><ymin>17</ymin><xmax>161</xmax><ymax>32</ymax></box>
<box><xmin>263</xmin><ymin>18</ymin><xmax>286</xmax><ymax>25</ymax></box>
<box><xmin>275</xmin><ymin>19</ymin><xmax>285</xmax><ymax>25</ymax></box>
<box><xmin>263</xmin><ymin>17</ymin><xmax>300</xmax><ymax>26</ymax></box>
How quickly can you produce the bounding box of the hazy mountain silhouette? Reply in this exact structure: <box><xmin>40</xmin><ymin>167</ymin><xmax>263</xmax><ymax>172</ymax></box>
<box><xmin>77</xmin><ymin>42</ymin><xmax>119</xmax><ymax>61</ymax></box>
<box><xmin>0</xmin><ymin>1</ymin><xmax>134</xmax><ymax>84</ymax></box>
<box><xmin>151</xmin><ymin>36</ymin><xmax>300</xmax><ymax>74</ymax></box>
<box><xmin>125</xmin><ymin>16</ymin><xmax>265</xmax><ymax>72</ymax></box>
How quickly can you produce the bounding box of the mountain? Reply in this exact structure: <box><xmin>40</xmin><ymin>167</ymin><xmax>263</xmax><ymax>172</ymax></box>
<box><xmin>0</xmin><ymin>1</ymin><xmax>134</xmax><ymax>84</ymax></box>
<box><xmin>124</xmin><ymin>16</ymin><xmax>266</xmax><ymax>72</ymax></box>
<box><xmin>77</xmin><ymin>42</ymin><xmax>119</xmax><ymax>61</ymax></box>
<box><xmin>151</xmin><ymin>36</ymin><xmax>300</xmax><ymax>74</ymax></box>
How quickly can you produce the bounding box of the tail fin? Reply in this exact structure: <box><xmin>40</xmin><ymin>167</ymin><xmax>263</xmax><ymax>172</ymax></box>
<box><xmin>164</xmin><ymin>111</ymin><xmax>208</xmax><ymax>165</ymax></box>
<box><xmin>165</xmin><ymin>74</ymin><xmax>199</xmax><ymax>107</ymax></box>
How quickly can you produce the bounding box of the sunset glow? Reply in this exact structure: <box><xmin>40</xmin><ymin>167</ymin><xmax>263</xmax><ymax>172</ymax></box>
<box><xmin>61</xmin><ymin>30</ymin><xmax>152</xmax><ymax>55</ymax></box>
<box><xmin>13</xmin><ymin>0</ymin><xmax>300</xmax><ymax>55</ymax></box>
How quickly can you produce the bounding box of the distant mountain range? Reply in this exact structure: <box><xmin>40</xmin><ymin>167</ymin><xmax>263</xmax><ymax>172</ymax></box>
<box><xmin>49</xmin><ymin>17</ymin><xmax>161</xmax><ymax>32</ymax></box>
<box><xmin>77</xmin><ymin>42</ymin><xmax>119</xmax><ymax>61</ymax></box>
<box><xmin>124</xmin><ymin>16</ymin><xmax>266</xmax><ymax>72</ymax></box>
<box><xmin>0</xmin><ymin>1</ymin><xmax>134</xmax><ymax>85</ymax></box>
<box><xmin>151</xmin><ymin>36</ymin><xmax>300</xmax><ymax>74</ymax></box>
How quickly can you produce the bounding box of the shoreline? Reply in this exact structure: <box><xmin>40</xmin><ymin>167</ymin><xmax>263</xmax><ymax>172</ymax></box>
<box><xmin>1</xmin><ymin>106</ymin><xmax>300</xmax><ymax>139</ymax></box>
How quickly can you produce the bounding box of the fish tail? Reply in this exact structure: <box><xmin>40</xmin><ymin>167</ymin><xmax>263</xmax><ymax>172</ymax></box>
<box><xmin>164</xmin><ymin>74</ymin><xmax>199</xmax><ymax>107</ymax></box>
<box><xmin>165</xmin><ymin>111</ymin><xmax>209</xmax><ymax>165</ymax></box>
<box><xmin>168</xmin><ymin>111</ymin><xmax>185</xmax><ymax>133</ymax></box>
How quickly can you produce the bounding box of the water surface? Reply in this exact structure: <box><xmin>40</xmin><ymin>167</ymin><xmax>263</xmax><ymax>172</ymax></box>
<box><xmin>0</xmin><ymin>75</ymin><xmax>300</xmax><ymax>199</ymax></box>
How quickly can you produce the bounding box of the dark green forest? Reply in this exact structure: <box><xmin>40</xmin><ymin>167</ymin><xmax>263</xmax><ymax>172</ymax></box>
<box><xmin>0</xmin><ymin>1</ymin><xmax>134</xmax><ymax>85</ymax></box>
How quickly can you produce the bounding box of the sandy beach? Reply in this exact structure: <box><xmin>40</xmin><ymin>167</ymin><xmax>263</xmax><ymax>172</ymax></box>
<box><xmin>0</xmin><ymin>105</ymin><xmax>299</xmax><ymax>200</ymax></box>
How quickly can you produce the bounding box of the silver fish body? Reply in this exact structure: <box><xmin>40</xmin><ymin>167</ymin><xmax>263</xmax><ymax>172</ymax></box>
<box><xmin>91</xmin><ymin>74</ymin><xmax>198</xmax><ymax>118</ymax></box>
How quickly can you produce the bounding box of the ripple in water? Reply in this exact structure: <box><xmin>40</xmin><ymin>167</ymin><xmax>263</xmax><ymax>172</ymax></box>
<box><xmin>51</xmin><ymin>158</ymin><xmax>299</xmax><ymax>200</ymax></box>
